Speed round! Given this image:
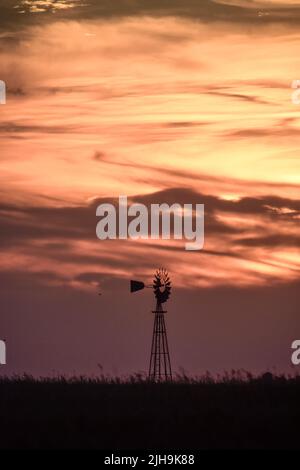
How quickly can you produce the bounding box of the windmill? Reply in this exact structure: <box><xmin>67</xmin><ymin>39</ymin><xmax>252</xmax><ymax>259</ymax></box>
<box><xmin>130</xmin><ymin>268</ymin><xmax>172</xmax><ymax>381</ymax></box>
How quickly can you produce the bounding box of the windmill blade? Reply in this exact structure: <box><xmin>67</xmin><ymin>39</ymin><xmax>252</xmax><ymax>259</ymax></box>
<box><xmin>130</xmin><ymin>280</ymin><xmax>145</xmax><ymax>293</ymax></box>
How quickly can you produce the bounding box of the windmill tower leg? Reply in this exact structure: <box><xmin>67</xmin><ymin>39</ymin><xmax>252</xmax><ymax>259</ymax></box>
<box><xmin>149</xmin><ymin>301</ymin><xmax>172</xmax><ymax>381</ymax></box>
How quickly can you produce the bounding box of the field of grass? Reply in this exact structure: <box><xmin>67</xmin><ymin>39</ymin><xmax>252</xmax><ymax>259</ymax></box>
<box><xmin>0</xmin><ymin>373</ymin><xmax>299</xmax><ymax>449</ymax></box>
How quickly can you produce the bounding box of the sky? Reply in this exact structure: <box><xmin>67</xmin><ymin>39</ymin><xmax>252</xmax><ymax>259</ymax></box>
<box><xmin>0</xmin><ymin>0</ymin><xmax>299</xmax><ymax>377</ymax></box>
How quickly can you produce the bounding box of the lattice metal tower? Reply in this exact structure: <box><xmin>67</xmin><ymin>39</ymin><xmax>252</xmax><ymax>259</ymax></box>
<box><xmin>130</xmin><ymin>268</ymin><xmax>172</xmax><ymax>381</ymax></box>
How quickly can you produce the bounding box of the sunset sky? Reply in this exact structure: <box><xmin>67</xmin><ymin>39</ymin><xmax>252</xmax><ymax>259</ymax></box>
<box><xmin>0</xmin><ymin>0</ymin><xmax>299</xmax><ymax>377</ymax></box>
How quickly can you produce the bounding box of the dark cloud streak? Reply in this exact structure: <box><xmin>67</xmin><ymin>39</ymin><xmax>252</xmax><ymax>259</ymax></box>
<box><xmin>2</xmin><ymin>0</ymin><xmax>300</xmax><ymax>33</ymax></box>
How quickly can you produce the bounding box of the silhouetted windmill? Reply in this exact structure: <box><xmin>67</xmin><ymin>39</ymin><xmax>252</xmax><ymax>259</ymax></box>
<box><xmin>130</xmin><ymin>268</ymin><xmax>172</xmax><ymax>381</ymax></box>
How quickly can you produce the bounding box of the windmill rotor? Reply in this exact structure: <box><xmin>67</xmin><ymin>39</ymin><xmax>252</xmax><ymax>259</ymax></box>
<box><xmin>153</xmin><ymin>268</ymin><xmax>171</xmax><ymax>304</ymax></box>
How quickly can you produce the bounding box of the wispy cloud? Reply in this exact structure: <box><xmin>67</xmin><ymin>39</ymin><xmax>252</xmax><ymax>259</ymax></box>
<box><xmin>0</xmin><ymin>188</ymin><xmax>299</xmax><ymax>291</ymax></box>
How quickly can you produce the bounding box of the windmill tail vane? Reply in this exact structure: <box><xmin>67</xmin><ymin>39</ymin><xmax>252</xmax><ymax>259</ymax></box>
<box><xmin>130</xmin><ymin>268</ymin><xmax>172</xmax><ymax>382</ymax></box>
<box><xmin>130</xmin><ymin>280</ymin><xmax>145</xmax><ymax>293</ymax></box>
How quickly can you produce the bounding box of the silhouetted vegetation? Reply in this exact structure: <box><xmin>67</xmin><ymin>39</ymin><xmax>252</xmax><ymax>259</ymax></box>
<box><xmin>0</xmin><ymin>372</ymin><xmax>299</xmax><ymax>449</ymax></box>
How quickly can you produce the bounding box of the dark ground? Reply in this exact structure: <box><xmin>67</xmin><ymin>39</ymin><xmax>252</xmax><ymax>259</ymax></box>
<box><xmin>0</xmin><ymin>373</ymin><xmax>299</xmax><ymax>449</ymax></box>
